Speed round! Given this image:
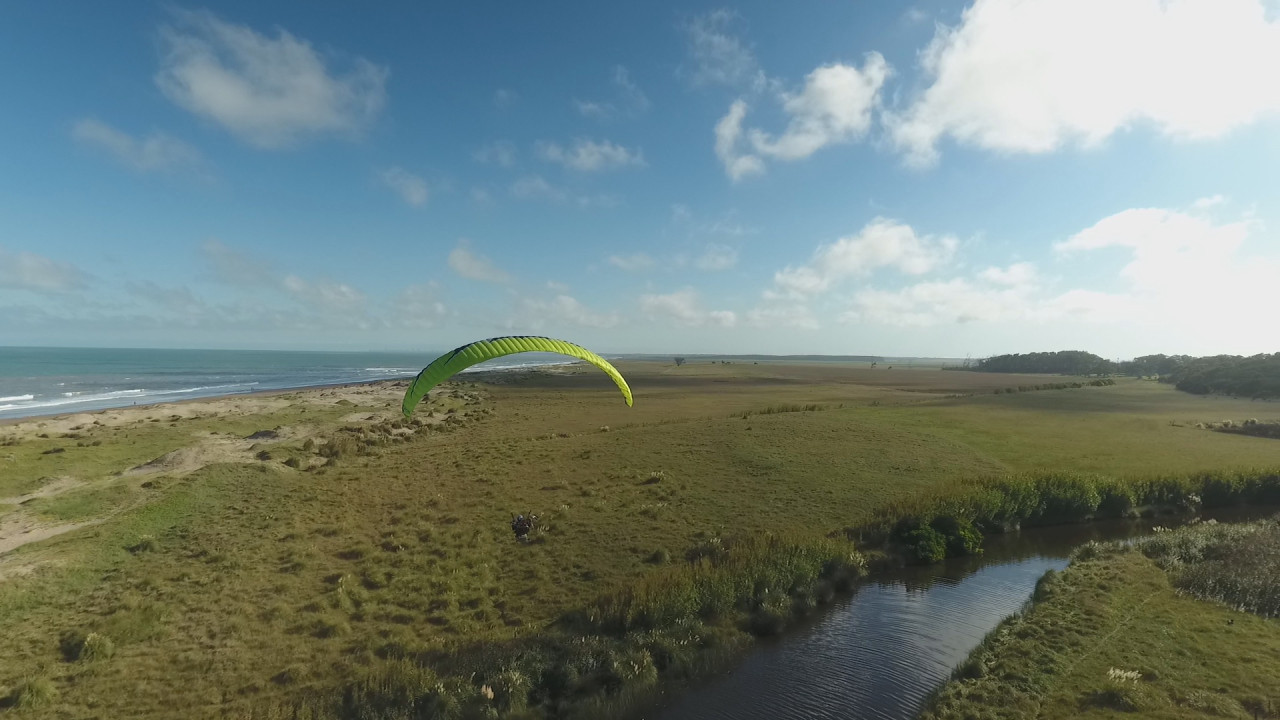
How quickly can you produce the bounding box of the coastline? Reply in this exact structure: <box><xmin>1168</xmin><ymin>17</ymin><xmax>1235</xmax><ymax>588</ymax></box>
<box><xmin>0</xmin><ymin>361</ymin><xmax>590</xmax><ymax>429</ymax></box>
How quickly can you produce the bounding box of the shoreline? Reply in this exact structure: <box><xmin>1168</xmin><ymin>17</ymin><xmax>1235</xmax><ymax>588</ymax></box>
<box><xmin>0</xmin><ymin>362</ymin><xmax>588</xmax><ymax>428</ymax></box>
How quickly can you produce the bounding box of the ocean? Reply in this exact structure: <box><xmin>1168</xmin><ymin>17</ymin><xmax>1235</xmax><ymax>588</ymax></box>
<box><xmin>0</xmin><ymin>346</ymin><xmax>582</xmax><ymax>421</ymax></box>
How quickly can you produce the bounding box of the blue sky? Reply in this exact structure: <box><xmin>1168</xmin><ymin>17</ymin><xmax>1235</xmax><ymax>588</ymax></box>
<box><xmin>1</xmin><ymin>0</ymin><xmax>1278</xmax><ymax>358</ymax></box>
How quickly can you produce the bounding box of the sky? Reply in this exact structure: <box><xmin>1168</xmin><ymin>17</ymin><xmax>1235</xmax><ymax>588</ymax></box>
<box><xmin>1</xmin><ymin>0</ymin><xmax>1278</xmax><ymax>359</ymax></box>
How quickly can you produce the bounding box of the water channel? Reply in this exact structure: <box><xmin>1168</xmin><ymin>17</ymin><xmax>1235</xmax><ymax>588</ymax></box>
<box><xmin>649</xmin><ymin>509</ymin><xmax>1274</xmax><ymax>720</ymax></box>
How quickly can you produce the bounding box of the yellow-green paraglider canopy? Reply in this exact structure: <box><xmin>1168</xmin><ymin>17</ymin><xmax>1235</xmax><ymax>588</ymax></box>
<box><xmin>402</xmin><ymin>336</ymin><xmax>632</xmax><ymax>417</ymax></box>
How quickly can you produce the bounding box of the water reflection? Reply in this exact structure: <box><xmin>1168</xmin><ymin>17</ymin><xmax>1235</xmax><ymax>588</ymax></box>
<box><xmin>650</xmin><ymin>509</ymin><xmax>1275</xmax><ymax>720</ymax></box>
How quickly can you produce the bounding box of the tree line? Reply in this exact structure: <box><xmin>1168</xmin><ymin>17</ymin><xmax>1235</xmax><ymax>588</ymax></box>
<box><xmin>962</xmin><ymin>351</ymin><xmax>1280</xmax><ymax>399</ymax></box>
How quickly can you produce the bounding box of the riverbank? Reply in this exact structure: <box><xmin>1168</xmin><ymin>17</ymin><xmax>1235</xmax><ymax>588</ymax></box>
<box><xmin>1</xmin><ymin>363</ymin><xmax>1278</xmax><ymax>717</ymax></box>
<box><xmin>921</xmin><ymin>518</ymin><xmax>1280</xmax><ymax>718</ymax></box>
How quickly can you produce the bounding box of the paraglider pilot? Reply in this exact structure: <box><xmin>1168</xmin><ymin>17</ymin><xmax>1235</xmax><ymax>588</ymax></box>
<box><xmin>511</xmin><ymin>513</ymin><xmax>537</xmax><ymax>542</ymax></box>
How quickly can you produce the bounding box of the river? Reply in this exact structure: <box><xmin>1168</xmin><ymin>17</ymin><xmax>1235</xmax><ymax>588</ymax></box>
<box><xmin>649</xmin><ymin>510</ymin><xmax>1273</xmax><ymax>720</ymax></box>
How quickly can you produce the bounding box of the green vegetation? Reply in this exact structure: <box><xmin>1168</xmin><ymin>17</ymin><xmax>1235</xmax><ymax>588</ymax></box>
<box><xmin>923</xmin><ymin>519</ymin><xmax>1280</xmax><ymax>719</ymax></box>
<box><xmin>966</xmin><ymin>349</ymin><xmax>1280</xmax><ymax>399</ymax></box>
<box><xmin>970</xmin><ymin>350</ymin><xmax>1115</xmax><ymax>375</ymax></box>
<box><xmin>1159</xmin><ymin>352</ymin><xmax>1280</xmax><ymax>399</ymax></box>
<box><xmin>1</xmin><ymin>365</ymin><xmax>1278</xmax><ymax>718</ymax></box>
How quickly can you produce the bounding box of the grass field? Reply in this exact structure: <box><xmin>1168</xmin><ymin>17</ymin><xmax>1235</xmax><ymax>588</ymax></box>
<box><xmin>0</xmin><ymin>361</ymin><xmax>1277</xmax><ymax>717</ymax></box>
<box><xmin>922</xmin><ymin>519</ymin><xmax>1280</xmax><ymax>719</ymax></box>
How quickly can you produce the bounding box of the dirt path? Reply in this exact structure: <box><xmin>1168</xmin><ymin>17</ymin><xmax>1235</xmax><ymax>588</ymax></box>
<box><xmin>0</xmin><ymin>475</ymin><xmax>86</xmax><ymax>506</ymax></box>
<box><xmin>0</xmin><ymin>513</ymin><xmax>96</xmax><ymax>556</ymax></box>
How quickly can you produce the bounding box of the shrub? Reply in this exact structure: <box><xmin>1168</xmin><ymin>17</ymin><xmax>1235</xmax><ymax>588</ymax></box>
<box><xmin>6</xmin><ymin>677</ymin><xmax>57</xmax><ymax>709</ymax></box>
<box><xmin>902</xmin><ymin>526</ymin><xmax>948</xmax><ymax>564</ymax></box>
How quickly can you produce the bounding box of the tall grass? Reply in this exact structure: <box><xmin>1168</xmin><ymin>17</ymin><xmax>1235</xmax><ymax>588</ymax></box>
<box><xmin>1136</xmin><ymin>519</ymin><xmax>1280</xmax><ymax>617</ymax></box>
<box><xmin>851</xmin><ymin>468</ymin><xmax>1280</xmax><ymax>563</ymax></box>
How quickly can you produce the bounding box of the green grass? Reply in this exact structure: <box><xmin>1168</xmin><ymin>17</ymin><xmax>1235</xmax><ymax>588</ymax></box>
<box><xmin>1</xmin><ymin>366</ymin><xmax>1278</xmax><ymax>717</ymax></box>
<box><xmin>923</xmin><ymin>520</ymin><xmax>1280</xmax><ymax>719</ymax></box>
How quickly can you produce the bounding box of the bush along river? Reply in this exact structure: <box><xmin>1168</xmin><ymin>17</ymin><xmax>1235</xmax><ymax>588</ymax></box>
<box><xmin>646</xmin><ymin>507</ymin><xmax>1276</xmax><ymax>720</ymax></box>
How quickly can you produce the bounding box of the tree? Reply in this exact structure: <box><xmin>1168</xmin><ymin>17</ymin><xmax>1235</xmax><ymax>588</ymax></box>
<box><xmin>674</xmin><ymin>357</ymin><xmax>686</xmax><ymax>367</ymax></box>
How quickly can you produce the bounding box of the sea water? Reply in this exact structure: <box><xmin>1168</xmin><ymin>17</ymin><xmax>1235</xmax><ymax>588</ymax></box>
<box><xmin>0</xmin><ymin>346</ymin><xmax>580</xmax><ymax>420</ymax></box>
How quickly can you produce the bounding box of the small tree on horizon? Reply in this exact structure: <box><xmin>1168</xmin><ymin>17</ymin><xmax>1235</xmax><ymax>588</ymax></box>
<box><xmin>674</xmin><ymin>357</ymin><xmax>686</xmax><ymax>367</ymax></box>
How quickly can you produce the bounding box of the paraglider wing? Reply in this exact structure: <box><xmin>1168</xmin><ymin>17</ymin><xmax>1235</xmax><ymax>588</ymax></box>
<box><xmin>402</xmin><ymin>336</ymin><xmax>632</xmax><ymax>416</ymax></box>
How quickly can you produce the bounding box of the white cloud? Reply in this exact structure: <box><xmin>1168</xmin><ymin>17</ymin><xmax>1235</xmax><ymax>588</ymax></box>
<box><xmin>380</xmin><ymin>167</ymin><xmax>428</xmax><ymax>206</ymax></box>
<box><xmin>518</xmin><ymin>294</ymin><xmax>619</xmax><ymax>329</ymax></box>
<box><xmin>448</xmin><ymin>240</ymin><xmax>511</xmax><ymax>283</ymax></box>
<box><xmin>714</xmin><ymin>53</ymin><xmax>889</xmax><ymax>179</ymax></box>
<box><xmin>714</xmin><ymin>100</ymin><xmax>765</xmax><ymax>181</ymax></box>
<box><xmin>747</xmin><ymin>55</ymin><xmax>890</xmax><ymax>161</ymax></box>
<box><xmin>835</xmin><ymin>203</ymin><xmax>1279</xmax><ymax>349</ymax></box>
<box><xmin>0</xmin><ymin>247</ymin><xmax>88</xmax><ymax>293</ymax></box>
<box><xmin>536</xmin><ymin>138</ymin><xmax>645</xmax><ymax>172</ymax></box>
<box><xmin>608</xmin><ymin>253</ymin><xmax>656</xmax><ymax>272</ymax></box>
<box><xmin>771</xmin><ymin>218</ymin><xmax>958</xmax><ymax>297</ymax></box>
<box><xmin>546</xmin><ymin>280</ymin><xmax>571</xmax><ymax>293</ymax></box>
<box><xmin>887</xmin><ymin>0</ymin><xmax>1280</xmax><ymax>166</ymax></box>
<box><xmin>1054</xmin><ymin>207</ymin><xmax>1254</xmax><ymax>292</ymax></box>
<box><xmin>842</xmin><ymin>278</ymin><xmax>1034</xmax><ymax>326</ymax></box>
<box><xmin>474</xmin><ymin>141</ymin><xmax>517</xmax><ymax>167</ymax></box>
<box><xmin>694</xmin><ymin>244</ymin><xmax>738</xmax><ymax>271</ymax></box>
<box><xmin>155</xmin><ymin>9</ymin><xmax>388</xmax><ymax>148</ymax></box>
<box><xmin>72</xmin><ymin>118</ymin><xmax>203</xmax><ymax>172</ymax></box>
<box><xmin>682</xmin><ymin>9</ymin><xmax>764</xmax><ymax>89</ymax></box>
<box><xmin>640</xmin><ymin>288</ymin><xmax>737</xmax><ymax>327</ymax></box>
<box><xmin>1192</xmin><ymin>194</ymin><xmax>1227</xmax><ymax>209</ymax></box>
<box><xmin>978</xmin><ymin>262</ymin><xmax>1037</xmax><ymax>287</ymax></box>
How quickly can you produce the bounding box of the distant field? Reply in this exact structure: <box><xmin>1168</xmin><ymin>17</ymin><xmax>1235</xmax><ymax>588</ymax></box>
<box><xmin>0</xmin><ymin>362</ymin><xmax>1277</xmax><ymax>717</ymax></box>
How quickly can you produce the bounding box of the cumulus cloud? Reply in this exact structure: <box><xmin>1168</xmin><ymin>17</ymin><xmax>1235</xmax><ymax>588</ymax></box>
<box><xmin>715</xmin><ymin>54</ymin><xmax>889</xmax><ymax>179</ymax></box>
<box><xmin>536</xmin><ymin>138</ymin><xmax>645</xmax><ymax>172</ymax></box>
<box><xmin>0</xmin><ymin>247</ymin><xmax>88</xmax><ymax>293</ymax></box>
<box><xmin>640</xmin><ymin>288</ymin><xmax>736</xmax><ymax>327</ymax></box>
<box><xmin>156</xmin><ymin>9</ymin><xmax>388</xmax><ymax>148</ymax></box>
<box><xmin>608</xmin><ymin>253</ymin><xmax>656</xmax><ymax>272</ymax></box>
<box><xmin>886</xmin><ymin>0</ymin><xmax>1280</xmax><ymax>166</ymax></box>
<box><xmin>682</xmin><ymin>9</ymin><xmax>765</xmax><ymax>89</ymax></box>
<box><xmin>473</xmin><ymin>141</ymin><xmax>517</xmax><ymax>167</ymax></box>
<box><xmin>1054</xmin><ymin>206</ymin><xmax>1255</xmax><ymax>293</ymax></box>
<box><xmin>72</xmin><ymin>118</ymin><xmax>203</xmax><ymax>172</ymax></box>
<box><xmin>715</xmin><ymin>100</ymin><xmax>765</xmax><ymax>182</ymax></box>
<box><xmin>380</xmin><ymin>167</ymin><xmax>428</xmax><ymax>206</ymax></box>
<box><xmin>771</xmin><ymin>218</ymin><xmax>958</xmax><ymax>297</ymax></box>
<box><xmin>448</xmin><ymin>240</ymin><xmax>511</xmax><ymax>283</ymax></box>
<box><xmin>748</xmin><ymin>56</ymin><xmax>890</xmax><ymax>160</ymax></box>
<box><xmin>836</xmin><ymin>202</ymin><xmax>1279</xmax><ymax>348</ymax></box>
